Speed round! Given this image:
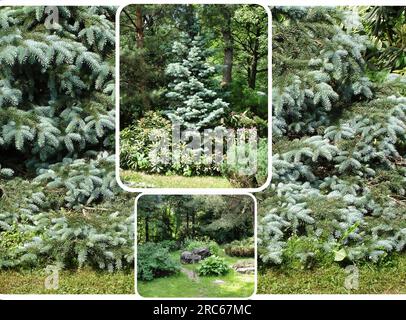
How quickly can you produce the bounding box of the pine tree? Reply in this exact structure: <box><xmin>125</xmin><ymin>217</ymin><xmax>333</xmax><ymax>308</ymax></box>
<box><xmin>0</xmin><ymin>7</ymin><xmax>133</xmax><ymax>271</ymax></box>
<box><xmin>259</xmin><ymin>7</ymin><xmax>406</xmax><ymax>267</ymax></box>
<box><xmin>164</xmin><ymin>10</ymin><xmax>228</xmax><ymax>130</ymax></box>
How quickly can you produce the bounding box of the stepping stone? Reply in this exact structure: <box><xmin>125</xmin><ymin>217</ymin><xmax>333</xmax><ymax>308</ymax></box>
<box><xmin>181</xmin><ymin>268</ymin><xmax>199</xmax><ymax>282</ymax></box>
<box><xmin>232</xmin><ymin>260</ymin><xmax>256</xmax><ymax>274</ymax></box>
<box><xmin>213</xmin><ymin>280</ymin><xmax>225</xmax><ymax>285</ymax></box>
<box><xmin>234</xmin><ymin>267</ymin><xmax>255</xmax><ymax>274</ymax></box>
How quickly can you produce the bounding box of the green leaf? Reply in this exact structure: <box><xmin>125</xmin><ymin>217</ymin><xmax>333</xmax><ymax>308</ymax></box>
<box><xmin>334</xmin><ymin>248</ymin><xmax>347</xmax><ymax>262</ymax></box>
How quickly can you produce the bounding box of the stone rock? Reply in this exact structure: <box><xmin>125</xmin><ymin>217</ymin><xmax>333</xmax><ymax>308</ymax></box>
<box><xmin>192</xmin><ymin>247</ymin><xmax>211</xmax><ymax>259</ymax></box>
<box><xmin>234</xmin><ymin>267</ymin><xmax>255</xmax><ymax>274</ymax></box>
<box><xmin>180</xmin><ymin>247</ymin><xmax>212</xmax><ymax>264</ymax></box>
<box><xmin>213</xmin><ymin>280</ymin><xmax>225</xmax><ymax>285</ymax></box>
<box><xmin>180</xmin><ymin>251</ymin><xmax>201</xmax><ymax>264</ymax></box>
<box><xmin>232</xmin><ymin>260</ymin><xmax>255</xmax><ymax>274</ymax></box>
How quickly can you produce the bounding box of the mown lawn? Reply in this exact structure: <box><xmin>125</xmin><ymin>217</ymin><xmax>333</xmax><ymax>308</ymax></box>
<box><xmin>138</xmin><ymin>250</ymin><xmax>255</xmax><ymax>298</ymax></box>
<box><xmin>258</xmin><ymin>254</ymin><xmax>406</xmax><ymax>294</ymax></box>
<box><xmin>120</xmin><ymin>171</ymin><xmax>233</xmax><ymax>188</ymax></box>
<box><xmin>0</xmin><ymin>268</ymin><xmax>135</xmax><ymax>294</ymax></box>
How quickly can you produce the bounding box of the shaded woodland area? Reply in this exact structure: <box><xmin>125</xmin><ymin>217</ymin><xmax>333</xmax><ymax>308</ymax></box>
<box><xmin>137</xmin><ymin>195</ymin><xmax>254</xmax><ymax>244</ymax></box>
<box><xmin>119</xmin><ymin>4</ymin><xmax>268</xmax><ymax>128</ymax></box>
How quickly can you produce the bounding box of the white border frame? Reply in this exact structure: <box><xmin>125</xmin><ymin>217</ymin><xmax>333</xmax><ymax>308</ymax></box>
<box><xmin>134</xmin><ymin>192</ymin><xmax>258</xmax><ymax>300</ymax></box>
<box><xmin>115</xmin><ymin>1</ymin><xmax>273</xmax><ymax>194</ymax></box>
<box><xmin>0</xmin><ymin>0</ymin><xmax>405</xmax><ymax>301</ymax></box>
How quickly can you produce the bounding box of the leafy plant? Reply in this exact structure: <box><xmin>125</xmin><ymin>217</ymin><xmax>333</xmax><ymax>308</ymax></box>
<box><xmin>120</xmin><ymin>111</ymin><xmax>171</xmax><ymax>172</ymax></box>
<box><xmin>281</xmin><ymin>236</ymin><xmax>334</xmax><ymax>269</ymax></box>
<box><xmin>197</xmin><ymin>255</ymin><xmax>230</xmax><ymax>276</ymax></box>
<box><xmin>120</xmin><ymin>111</ymin><xmax>224</xmax><ymax>177</ymax></box>
<box><xmin>159</xmin><ymin>240</ymin><xmax>180</xmax><ymax>252</ymax></box>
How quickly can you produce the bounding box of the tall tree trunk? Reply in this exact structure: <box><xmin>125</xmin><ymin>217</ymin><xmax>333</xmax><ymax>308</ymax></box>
<box><xmin>186</xmin><ymin>212</ymin><xmax>190</xmax><ymax>237</ymax></box>
<box><xmin>222</xmin><ymin>18</ymin><xmax>233</xmax><ymax>86</ymax></box>
<box><xmin>248</xmin><ymin>33</ymin><xmax>260</xmax><ymax>89</ymax></box>
<box><xmin>248</xmin><ymin>55</ymin><xmax>258</xmax><ymax>89</ymax></box>
<box><xmin>192</xmin><ymin>212</ymin><xmax>196</xmax><ymax>237</ymax></box>
<box><xmin>145</xmin><ymin>216</ymin><xmax>149</xmax><ymax>242</ymax></box>
<box><xmin>134</xmin><ymin>6</ymin><xmax>150</xmax><ymax>111</ymax></box>
<box><xmin>135</xmin><ymin>6</ymin><xmax>144</xmax><ymax>49</ymax></box>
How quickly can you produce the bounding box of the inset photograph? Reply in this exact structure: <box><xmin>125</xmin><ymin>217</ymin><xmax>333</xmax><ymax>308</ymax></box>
<box><xmin>136</xmin><ymin>194</ymin><xmax>256</xmax><ymax>298</ymax></box>
<box><xmin>118</xmin><ymin>4</ymin><xmax>269</xmax><ymax>190</ymax></box>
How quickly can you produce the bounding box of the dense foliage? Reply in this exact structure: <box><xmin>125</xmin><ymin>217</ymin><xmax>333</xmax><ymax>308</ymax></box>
<box><xmin>224</xmin><ymin>237</ymin><xmax>255</xmax><ymax>257</ymax></box>
<box><xmin>0</xmin><ymin>6</ymin><xmax>134</xmax><ymax>272</ymax></box>
<box><xmin>137</xmin><ymin>195</ymin><xmax>254</xmax><ymax>244</ymax></box>
<box><xmin>362</xmin><ymin>7</ymin><xmax>406</xmax><ymax>75</ymax></box>
<box><xmin>220</xmin><ymin>138</ymin><xmax>268</xmax><ymax>187</ymax></box>
<box><xmin>258</xmin><ymin>7</ymin><xmax>406</xmax><ymax>268</ymax></box>
<box><xmin>137</xmin><ymin>242</ymin><xmax>181</xmax><ymax>281</ymax></box>
<box><xmin>184</xmin><ymin>238</ymin><xmax>220</xmax><ymax>256</ymax></box>
<box><xmin>120</xmin><ymin>4</ymin><xmax>268</xmax><ymax>127</ymax></box>
<box><xmin>120</xmin><ymin>112</ymin><xmax>223</xmax><ymax>176</ymax></box>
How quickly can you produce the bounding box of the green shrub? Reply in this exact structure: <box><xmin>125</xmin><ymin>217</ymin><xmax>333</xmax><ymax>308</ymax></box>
<box><xmin>281</xmin><ymin>236</ymin><xmax>334</xmax><ymax>270</ymax></box>
<box><xmin>224</xmin><ymin>237</ymin><xmax>255</xmax><ymax>257</ymax></box>
<box><xmin>159</xmin><ymin>240</ymin><xmax>180</xmax><ymax>252</ymax></box>
<box><xmin>197</xmin><ymin>255</ymin><xmax>230</xmax><ymax>276</ymax></box>
<box><xmin>226</xmin><ymin>78</ymin><xmax>268</xmax><ymax>121</ymax></box>
<box><xmin>120</xmin><ymin>112</ymin><xmax>222</xmax><ymax>176</ymax></box>
<box><xmin>227</xmin><ymin>110</ymin><xmax>268</xmax><ymax>137</ymax></box>
<box><xmin>120</xmin><ymin>111</ymin><xmax>172</xmax><ymax>171</ymax></box>
<box><xmin>0</xmin><ymin>224</ymin><xmax>36</xmax><ymax>267</ymax></box>
<box><xmin>137</xmin><ymin>243</ymin><xmax>181</xmax><ymax>281</ymax></box>
<box><xmin>184</xmin><ymin>239</ymin><xmax>220</xmax><ymax>256</ymax></box>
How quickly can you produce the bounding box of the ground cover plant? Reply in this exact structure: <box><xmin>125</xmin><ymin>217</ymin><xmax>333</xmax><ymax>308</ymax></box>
<box><xmin>225</xmin><ymin>237</ymin><xmax>255</xmax><ymax>257</ymax></box>
<box><xmin>136</xmin><ymin>195</ymin><xmax>255</xmax><ymax>297</ymax></box>
<box><xmin>119</xmin><ymin>4</ymin><xmax>269</xmax><ymax>188</ymax></box>
<box><xmin>0</xmin><ymin>6</ymin><xmax>134</xmax><ymax>294</ymax></box>
<box><xmin>0</xmin><ymin>268</ymin><xmax>135</xmax><ymax>294</ymax></box>
<box><xmin>257</xmin><ymin>6</ymin><xmax>406</xmax><ymax>294</ymax></box>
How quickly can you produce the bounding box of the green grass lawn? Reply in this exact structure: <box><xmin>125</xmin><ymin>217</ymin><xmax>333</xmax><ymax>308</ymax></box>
<box><xmin>258</xmin><ymin>254</ymin><xmax>406</xmax><ymax>294</ymax></box>
<box><xmin>121</xmin><ymin>170</ymin><xmax>233</xmax><ymax>188</ymax></box>
<box><xmin>0</xmin><ymin>268</ymin><xmax>135</xmax><ymax>294</ymax></box>
<box><xmin>138</xmin><ymin>250</ymin><xmax>255</xmax><ymax>298</ymax></box>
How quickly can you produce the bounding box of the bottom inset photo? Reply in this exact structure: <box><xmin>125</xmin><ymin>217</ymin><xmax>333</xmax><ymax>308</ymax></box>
<box><xmin>136</xmin><ymin>194</ymin><xmax>256</xmax><ymax>298</ymax></box>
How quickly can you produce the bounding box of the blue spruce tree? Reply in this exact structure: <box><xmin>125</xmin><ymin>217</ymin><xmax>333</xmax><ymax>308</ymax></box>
<box><xmin>258</xmin><ymin>7</ymin><xmax>406</xmax><ymax>269</ymax></box>
<box><xmin>0</xmin><ymin>6</ymin><xmax>134</xmax><ymax>272</ymax></box>
<box><xmin>165</xmin><ymin>9</ymin><xmax>228</xmax><ymax>130</ymax></box>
